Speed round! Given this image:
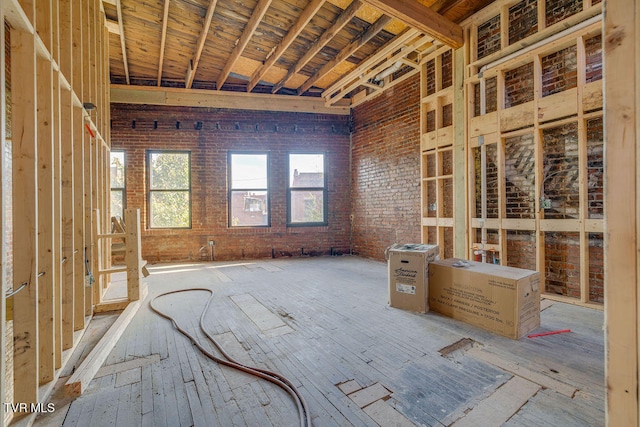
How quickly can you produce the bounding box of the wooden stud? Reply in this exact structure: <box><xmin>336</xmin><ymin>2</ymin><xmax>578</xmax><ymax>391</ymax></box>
<box><xmin>73</xmin><ymin>105</ymin><xmax>85</xmax><ymax>331</ymax></box>
<box><xmin>604</xmin><ymin>0</ymin><xmax>638</xmax><ymax>424</ymax></box>
<box><xmin>453</xmin><ymin>47</ymin><xmax>467</xmax><ymax>258</ymax></box>
<box><xmin>71</xmin><ymin>0</ymin><xmax>83</xmax><ymax>94</ymax></box>
<box><xmin>36</xmin><ymin>0</ymin><xmax>53</xmax><ymax>55</ymax></box>
<box><xmin>0</xmin><ymin>5</ymin><xmax>6</xmax><ymax>417</ymax></box>
<box><xmin>576</xmin><ymin>35</ymin><xmax>589</xmax><ymax>304</ymax></box>
<box><xmin>60</xmin><ymin>87</ymin><xmax>75</xmax><ymax>351</ymax></box>
<box><xmin>11</xmin><ymin>28</ymin><xmax>39</xmax><ymax>408</ymax></box>
<box><xmin>125</xmin><ymin>209</ymin><xmax>142</xmax><ymax>302</ymax></box>
<box><xmin>36</xmin><ymin>54</ymin><xmax>55</xmax><ymax>385</ymax></box>
<box><xmin>115</xmin><ymin>0</ymin><xmax>129</xmax><ymax>84</ymax></box>
<box><xmin>52</xmin><ymin>69</ymin><xmax>63</xmax><ymax>369</ymax></box>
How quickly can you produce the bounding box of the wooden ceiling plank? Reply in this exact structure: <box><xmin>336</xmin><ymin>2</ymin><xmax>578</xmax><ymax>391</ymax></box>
<box><xmin>116</xmin><ymin>0</ymin><xmax>130</xmax><ymax>84</ymax></box>
<box><xmin>363</xmin><ymin>0</ymin><xmax>462</xmax><ymax>48</ymax></box>
<box><xmin>247</xmin><ymin>0</ymin><xmax>327</xmax><ymax>92</ymax></box>
<box><xmin>217</xmin><ymin>0</ymin><xmax>273</xmax><ymax>90</ymax></box>
<box><xmin>157</xmin><ymin>0</ymin><xmax>170</xmax><ymax>86</ymax></box>
<box><xmin>272</xmin><ymin>0</ymin><xmax>364</xmax><ymax>93</ymax></box>
<box><xmin>186</xmin><ymin>0</ymin><xmax>219</xmax><ymax>89</ymax></box>
<box><xmin>297</xmin><ymin>13</ymin><xmax>392</xmax><ymax>95</ymax></box>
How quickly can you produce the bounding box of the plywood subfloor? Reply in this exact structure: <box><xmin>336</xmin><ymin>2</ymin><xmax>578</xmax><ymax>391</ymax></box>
<box><xmin>51</xmin><ymin>257</ymin><xmax>603</xmax><ymax>426</ymax></box>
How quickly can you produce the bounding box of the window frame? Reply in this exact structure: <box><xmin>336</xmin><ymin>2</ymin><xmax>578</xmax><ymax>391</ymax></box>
<box><xmin>228</xmin><ymin>151</ymin><xmax>271</xmax><ymax>228</ymax></box>
<box><xmin>287</xmin><ymin>152</ymin><xmax>328</xmax><ymax>227</ymax></box>
<box><xmin>110</xmin><ymin>149</ymin><xmax>126</xmax><ymax>220</ymax></box>
<box><xmin>146</xmin><ymin>150</ymin><xmax>192</xmax><ymax>229</ymax></box>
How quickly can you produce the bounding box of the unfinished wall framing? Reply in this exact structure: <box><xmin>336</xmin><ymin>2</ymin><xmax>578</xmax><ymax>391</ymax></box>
<box><xmin>1</xmin><ymin>0</ymin><xmax>112</xmax><ymax>423</ymax></box>
<box><xmin>421</xmin><ymin>0</ymin><xmax>604</xmax><ymax>308</ymax></box>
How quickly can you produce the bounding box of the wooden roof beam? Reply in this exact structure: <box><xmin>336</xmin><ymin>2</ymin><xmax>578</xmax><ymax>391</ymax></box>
<box><xmin>116</xmin><ymin>0</ymin><xmax>130</xmax><ymax>84</ymax></box>
<box><xmin>296</xmin><ymin>14</ymin><xmax>392</xmax><ymax>95</ymax></box>
<box><xmin>157</xmin><ymin>0</ymin><xmax>170</xmax><ymax>86</ymax></box>
<box><xmin>363</xmin><ymin>0</ymin><xmax>462</xmax><ymax>48</ymax></box>
<box><xmin>186</xmin><ymin>0</ymin><xmax>219</xmax><ymax>89</ymax></box>
<box><xmin>217</xmin><ymin>0</ymin><xmax>273</xmax><ymax>90</ymax></box>
<box><xmin>247</xmin><ymin>0</ymin><xmax>326</xmax><ymax>92</ymax></box>
<box><xmin>272</xmin><ymin>0</ymin><xmax>364</xmax><ymax>94</ymax></box>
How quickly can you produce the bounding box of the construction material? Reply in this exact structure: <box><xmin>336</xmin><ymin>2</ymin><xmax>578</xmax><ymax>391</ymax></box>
<box><xmin>387</xmin><ymin>244</ymin><xmax>440</xmax><ymax>313</ymax></box>
<box><xmin>429</xmin><ymin>258</ymin><xmax>540</xmax><ymax>339</ymax></box>
<box><xmin>149</xmin><ymin>288</ymin><xmax>312</xmax><ymax>427</ymax></box>
<box><xmin>528</xmin><ymin>329</ymin><xmax>571</xmax><ymax>338</ymax></box>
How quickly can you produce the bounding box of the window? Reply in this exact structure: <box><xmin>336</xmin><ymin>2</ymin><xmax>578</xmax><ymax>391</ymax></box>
<box><xmin>110</xmin><ymin>150</ymin><xmax>125</xmax><ymax>219</ymax></box>
<box><xmin>147</xmin><ymin>151</ymin><xmax>191</xmax><ymax>228</ymax></box>
<box><xmin>229</xmin><ymin>153</ymin><xmax>269</xmax><ymax>227</ymax></box>
<box><xmin>288</xmin><ymin>153</ymin><xmax>327</xmax><ymax>225</ymax></box>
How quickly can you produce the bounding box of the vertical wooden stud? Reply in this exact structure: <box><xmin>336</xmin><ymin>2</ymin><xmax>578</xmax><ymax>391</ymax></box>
<box><xmin>73</xmin><ymin>106</ymin><xmax>85</xmax><ymax>330</ymax></box>
<box><xmin>604</xmin><ymin>0</ymin><xmax>639</xmax><ymax>424</ymax></box>
<box><xmin>10</xmin><ymin>28</ymin><xmax>39</xmax><ymax>408</ymax></box>
<box><xmin>125</xmin><ymin>209</ymin><xmax>142</xmax><ymax>302</ymax></box>
<box><xmin>453</xmin><ymin>47</ymin><xmax>466</xmax><ymax>258</ymax></box>
<box><xmin>60</xmin><ymin>87</ymin><xmax>74</xmax><ymax>350</ymax></box>
<box><xmin>52</xmin><ymin>70</ymin><xmax>62</xmax><ymax>369</ymax></box>
<box><xmin>36</xmin><ymin>54</ymin><xmax>55</xmax><ymax>384</ymax></box>
<box><xmin>0</xmin><ymin>5</ymin><xmax>7</xmax><ymax>420</ymax></box>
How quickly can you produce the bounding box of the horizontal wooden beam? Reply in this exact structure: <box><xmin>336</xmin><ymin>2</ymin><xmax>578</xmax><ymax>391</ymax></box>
<box><xmin>363</xmin><ymin>0</ymin><xmax>462</xmax><ymax>48</ymax></box>
<box><xmin>105</xmin><ymin>19</ymin><xmax>119</xmax><ymax>35</ymax></box>
<box><xmin>111</xmin><ymin>85</ymin><xmax>350</xmax><ymax>115</ymax></box>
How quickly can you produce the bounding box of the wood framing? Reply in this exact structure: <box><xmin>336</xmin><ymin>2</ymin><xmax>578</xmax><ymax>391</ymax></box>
<box><xmin>604</xmin><ymin>0</ymin><xmax>639</xmax><ymax>424</ymax></box>
<box><xmin>363</xmin><ymin>0</ymin><xmax>463</xmax><ymax>48</ymax></box>
<box><xmin>185</xmin><ymin>0</ymin><xmax>218</xmax><ymax>89</ymax></box>
<box><xmin>156</xmin><ymin>0</ymin><xmax>170</xmax><ymax>86</ymax></box>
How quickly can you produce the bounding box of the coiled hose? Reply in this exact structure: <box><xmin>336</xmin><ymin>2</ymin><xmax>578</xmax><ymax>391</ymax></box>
<box><xmin>149</xmin><ymin>288</ymin><xmax>312</xmax><ymax>427</ymax></box>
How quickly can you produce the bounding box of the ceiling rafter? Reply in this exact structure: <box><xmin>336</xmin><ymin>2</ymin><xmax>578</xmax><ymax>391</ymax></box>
<box><xmin>217</xmin><ymin>0</ymin><xmax>273</xmax><ymax>90</ymax></box>
<box><xmin>247</xmin><ymin>0</ymin><xmax>327</xmax><ymax>92</ymax></box>
<box><xmin>296</xmin><ymin>14</ymin><xmax>392</xmax><ymax>96</ymax></box>
<box><xmin>271</xmin><ymin>0</ymin><xmax>364</xmax><ymax>94</ymax></box>
<box><xmin>157</xmin><ymin>0</ymin><xmax>171</xmax><ymax>86</ymax></box>
<box><xmin>186</xmin><ymin>0</ymin><xmax>219</xmax><ymax>89</ymax></box>
<box><xmin>323</xmin><ymin>29</ymin><xmax>424</xmax><ymax>103</ymax></box>
<box><xmin>325</xmin><ymin>33</ymin><xmax>433</xmax><ymax>105</ymax></box>
<box><xmin>363</xmin><ymin>0</ymin><xmax>462</xmax><ymax>48</ymax></box>
<box><xmin>116</xmin><ymin>0</ymin><xmax>130</xmax><ymax>84</ymax></box>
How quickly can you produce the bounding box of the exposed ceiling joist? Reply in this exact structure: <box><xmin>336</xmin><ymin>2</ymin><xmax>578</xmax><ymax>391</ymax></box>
<box><xmin>247</xmin><ymin>0</ymin><xmax>327</xmax><ymax>92</ymax></box>
<box><xmin>116</xmin><ymin>0</ymin><xmax>130</xmax><ymax>85</ymax></box>
<box><xmin>186</xmin><ymin>0</ymin><xmax>219</xmax><ymax>89</ymax></box>
<box><xmin>157</xmin><ymin>0</ymin><xmax>171</xmax><ymax>86</ymax></box>
<box><xmin>363</xmin><ymin>0</ymin><xmax>463</xmax><ymax>48</ymax></box>
<box><xmin>272</xmin><ymin>0</ymin><xmax>364</xmax><ymax>94</ymax></box>
<box><xmin>217</xmin><ymin>0</ymin><xmax>273</xmax><ymax>90</ymax></box>
<box><xmin>296</xmin><ymin>14</ymin><xmax>392</xmax><ymax>95</ymax></box>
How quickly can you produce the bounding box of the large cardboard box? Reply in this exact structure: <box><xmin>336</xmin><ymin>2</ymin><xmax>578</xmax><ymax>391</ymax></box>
<box><xmin>388</xmin><ymin>244</ymin><xmax>440</xmax><ymax>313</ymax></box>
<box><xmin>428</xmin><ymin>258</ymin><xmax>540</xmax><ymax>339</ymax></box>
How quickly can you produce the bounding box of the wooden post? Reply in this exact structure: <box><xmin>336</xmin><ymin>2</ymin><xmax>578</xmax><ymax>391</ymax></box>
<box><xmin>60</xmin><ymin>87</ymin><xmax>74</xmax><ymax>350</ymax></box>
<box><xmin>92</xmin><ymin>209</ymin><xmax>102</xmax><ymax>306</ymax></box>
<box><xmin>73</xmin><ymin>105</ymin><xmax>85</xmax><ymax>331</ymax></box>
<box><xmin>52</xmin><ymin>70</ymin><xmax>63</xmax><ymax>369</ymax></box>
<box><xmin>11</xmin><ymin>27</ymin><xmax>39</xmax><ymax>408</ymax></box>
<box><xmin>36</xmin><ymin>53</ymin><xmax>55</xmax><ymax>384</ymax></box>
<box><xmin>125</xmin><ymin>209</ymin><xmax>142</xmax><ymax>302</ymax></box>
<box><xmin>0</xmin><ymin>5</ymin><xmax>7</xmax><ymax>420</ymax></box>
<box><xmin>604</xmin><ymin>0</ymin><xmax>639</xmax><ymax>424</ymax></box>
<box><xmin>453</xmin><ymin>47</ymin><xmax>466</xmax><ymax>258</ymax></box>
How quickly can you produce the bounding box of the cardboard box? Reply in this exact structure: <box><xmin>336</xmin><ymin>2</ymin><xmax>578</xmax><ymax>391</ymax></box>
<box><xmin>428</xmin><ymin>258</ymin><xmax>540</xmax><ymax>339</ymax></box>
<box><xmin>388</xmin><ymin>244</ymin><xmax>440</xmax><ymax>313</ymax></box>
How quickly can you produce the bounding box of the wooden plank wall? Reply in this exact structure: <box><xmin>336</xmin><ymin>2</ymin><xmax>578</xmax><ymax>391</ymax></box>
<box><xmin>604</xmin><ymin>0</ymin><xmax>639</xmax><ymax>425</ymax></box>
<box><xmin>1</xmin><ymin>0</ymin><xmax>111</xmax><ymax>423</ymax></box>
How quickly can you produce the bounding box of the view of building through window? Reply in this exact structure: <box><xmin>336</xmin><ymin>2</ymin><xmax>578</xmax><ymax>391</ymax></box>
<box><xmin>229</xmin><ymin>153</ymin><xmax>269</xmax><ymax>226</ymax></box>
<box><xmin>148</xmin><ymin>151</ymin><xmax>191</xmax><ymax>228</ymax></box>
<box><xmin>289</xmin><ymin>153</ymin><xmax>326</xmax><ymax>224</ymax></box>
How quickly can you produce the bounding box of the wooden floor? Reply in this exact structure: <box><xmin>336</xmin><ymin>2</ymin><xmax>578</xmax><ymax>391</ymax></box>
<box><xmin>42</xmin><ymin>256</ymin><xmax>604</xmax><ymax>426</ymax></box>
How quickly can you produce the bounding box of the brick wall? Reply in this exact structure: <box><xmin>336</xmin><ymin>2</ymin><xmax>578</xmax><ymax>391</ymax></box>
<box><xmin>441</xmin><ymin>50</ymin><xmax>453</xmax><ymax>89</ymax></box>
<box><xmin>473</xmin><ymin>77</ymin><xmax>497</xmax><ymax>117</ymax></box>
<box><xmin>585</xmin><ymin>34</ymin><xmax>602</xmax><ymax>84</ymax></box>
<box><xmin>588</xmin><ymin>233</ymin><xmax>604</xmax><ymax>303</ymax></box>
<box><xmin>542</xmin><ymin>45</ymin><xmax>577</xmax><ymax>97</ymax></box>
<box><xmin>506</xmin><ymin>230</ymin><xmax>536</xmax><ymax>270</ymax></box>
<box><xmin>351</xmin><ymin>74</ymin><xmax>421</xmax><ymax>260</ymax></box>
<box><xmin>546</xmin><ymin>0</ymin><xmax>582</xmax><ymax>27</ymax></box>
<box><xmin>544</xmin><ymin>231</ymin><xmax>580</xmax><ymax>298</ymax></box>
<box><xmin>587</xmin><ymin>117</ymin><xmax>603</xmax><ymax>219</ymax></box>
<box><xmin>509</xmin><ymin>0</ymin><xmax>538</xmax><ymax>45</ymax></box>
<box><xmin>425</xmin><ymin>59</ymin><xmax>436</xmax><ymax>96</ymax></box>
<box><xmin>110</xmin><ymin>104</ymin><xmax>351</xmax><ymax>262</ymax></box>
<box><xmin>505</xmin><ymin>62</ymin><xmax>534</xmax><ymax>108</ymax></box>
<box><xmin>542</xmin><ymin>122</ymin><xmax>579</xmax><ymax>219</ymax></box>
<box><xmin>477</xmin><ymin>15</ymin><xmax>500</xmax><ymax>60</ymax></box>
<box><xmin>505</xmin><ymin>133</ymin><xmax>535</xmax><ymax>219</ymax></box>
